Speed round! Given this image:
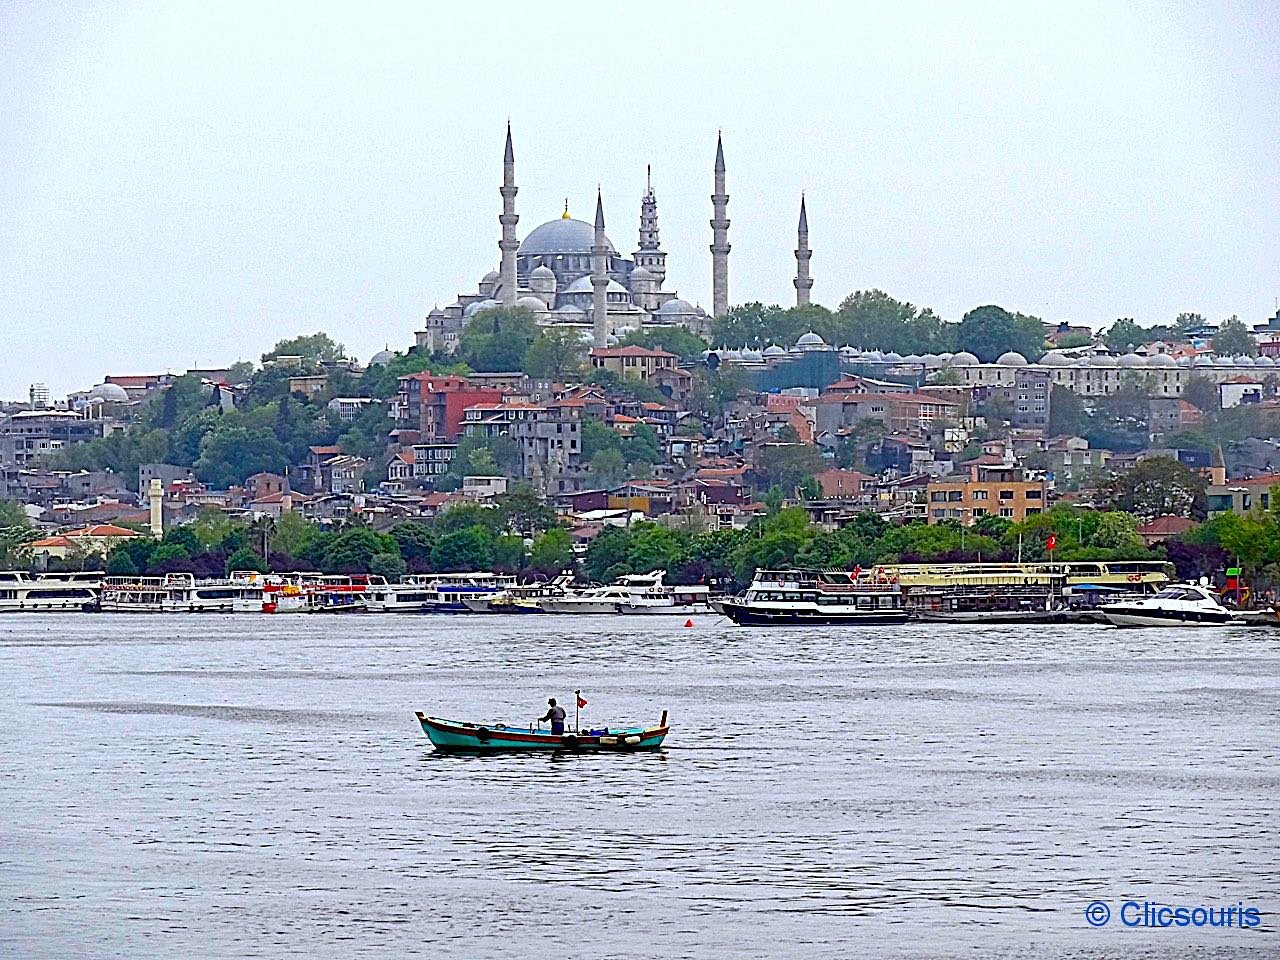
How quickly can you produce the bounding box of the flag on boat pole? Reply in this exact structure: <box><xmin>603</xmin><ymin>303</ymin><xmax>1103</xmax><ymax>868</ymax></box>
<box><xmin>575</xmin><ymin>690</ymin><xmax>586</xmax><ymax>731</ymax></box>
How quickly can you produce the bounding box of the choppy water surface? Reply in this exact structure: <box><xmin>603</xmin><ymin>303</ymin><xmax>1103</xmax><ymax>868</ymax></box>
<box><xmin>1</xmin><ymin>614</ymin><xmax>1277</xmax><ymax>959</ymax></box>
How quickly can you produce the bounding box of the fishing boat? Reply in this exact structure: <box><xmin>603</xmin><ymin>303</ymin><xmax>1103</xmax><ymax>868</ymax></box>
<box><xmin>713</xmin><ymin>568</ymin><xmax>909</xmax><ymax>625</ymax></box>
<box><xmin>1099</xmin><ymin>583</ymin><xmax>1241</xmax><ymax>628</ymax></box>
<box><xmin>539</xmin><ymin>570</ymin><xmax>712</xmax><ymax>615</ymax></box>
<box><xmin>415</xmin><ymin>710</ymin><xmax>670</xmax><ymax>752</ymax></box>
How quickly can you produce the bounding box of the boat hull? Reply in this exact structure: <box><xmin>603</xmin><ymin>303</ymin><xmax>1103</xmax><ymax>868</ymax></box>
<box><xmin>1101</xmin><ymin>607</ymin><xmax>1239</xmax><ymax>628</ymax></box>
<box><xmin>714</xmin><ymin>600</ymin><xmax>909</xmax><ymax>626</ymax></box>
<box><xmin>417</xmin><ymin>714</ymin><xmax>667</xmax><ymax>752</ymax></box>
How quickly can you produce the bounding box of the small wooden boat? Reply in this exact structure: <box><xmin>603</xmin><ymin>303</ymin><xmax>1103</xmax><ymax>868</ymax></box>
<box><xmin>415</xmin><ymin>710</ymin><xmax>669</xmax><ymax>752</ymax></box>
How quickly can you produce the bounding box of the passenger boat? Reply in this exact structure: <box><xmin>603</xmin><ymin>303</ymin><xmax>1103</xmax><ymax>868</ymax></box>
<box><xmin>234</xmin><ymin>572</ymin><xmax>382</xmax><ymax>613</ymax></box>
<box><xmin>459</xmin><ymin>574</ymin><xmax>575</xmax><ymax>613</ymax></box>
<box><xmin>415</xmin><ymin>709</ymin><xmax>670</xmax><ymax>752</ymax></box>
<box><xmin>1099</xmin><ymin>583</ymin><xmax>1241</xmax><ymax>628</ymax></box>
<box><xmin>539</xmin><ymin>570</ymin><xmax>712</xmax><ymax>615</ymax></box>
<box><xmin>98</xmin><ymin>574</ymin><xmax>241</xmax><ymax>613</ymax></box>
<box><xmin>0</xmin><ymin>571</ymin><xmax>99</xmax><ymax>612</ymax></box>
<box><xmin>713</xmin><ymin>568</ymin><xmax>909</xmax><ymax>625</ymax></box>
<box><xmin>364</xmin><ymin>572</ymin><xmax>517</xmax><ymax>613</ymax></box>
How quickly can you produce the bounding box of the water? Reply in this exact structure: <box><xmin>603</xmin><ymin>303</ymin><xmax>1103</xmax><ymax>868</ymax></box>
<box><xmin>1</xmin><ymin>614</ymin><xmax>1277</xmax><ymax>959</ymax></box>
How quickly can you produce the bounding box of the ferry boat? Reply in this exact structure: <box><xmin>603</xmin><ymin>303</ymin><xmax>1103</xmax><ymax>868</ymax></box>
<box><xmin>234</xmin><ymin>572</ymin><xmax>382</xmax><ymax>613</ymax></box>
<box><xmin>1099</xmin><ymin>583</ymin><xmax>1240</xmax><ymax>628</ymax></box>
<box><xmin>713</xmin><ymin>569</ymin><xmax>908</xmax><ymax>625</ymax></box>
<box><xmin>539</xmin><ymin>570</ymin><xmax>712</xmax><ymax>615</ymax></box>
<box><xmin>98</xmin><ymin>574</ymin><xmax>241</xmax><ymax>613</ymax></box>
<box><xmin>0</xmin><ymin>571</ymin><xmax>99</xmax><ymax>612</ymax></box>
<box><xmin>362</xmin><ymin>572</ymin><xmax>516</xmax><ymax>613</ymax></box>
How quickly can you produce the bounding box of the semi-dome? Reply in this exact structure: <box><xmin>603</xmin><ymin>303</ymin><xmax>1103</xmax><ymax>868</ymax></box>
<box><xmin>996</xmin><ymin>351</ymin><xmax>1028</xmax><ymax>366</ymax></box>
<box><xmin>796</xmin><ymin>331</ymin><xmax>826</xmax><ymax>348</ymax></box>
<box><xmin>1118</xmin><ymin>353</ymin><xmax>1145</xmax><ymax>367</ymax></box>
<box><xmin>656</xmin><ymin>297</ymin><xmax>696</xmax><ymax>315</ymax></box>
<box><xmin>1038</xmin><ymin>352</ymin><xmax>1069</xmax><ymax>366</ymax></box>
<box><xmin>564</xmin><ymin>276</ymin><xmax>630</xmax><ymax>295</ymax></box>
<box><xmin>948</xmin><ymin>351</ymin><xmax>979</xmax><ymax>365</ymax></box>
<box><xmin>629</xmin><ymin>266</ymin><xmax>654</xmax><ymax>281</ymax></box>
<box><xmin>88</xmin><ymin>383</ymin><xmax>129</xmax><ymax>402</ymax></box>
<box><xmin>518</xmin><ymin>217</ymin><xmax>615</xmax><ymax>256</ymax></box>
<box><xmin>763</xmin><ymin>344</ymin><xmax>786</xmax><ymax>357</ymax></box>
<box><xmin>1148</xmin><ymin>354</ymin><xmax>1177</xmax><ymax>367</ymax></box>
<box><xmin>369</xmin><ymin>348</ymin><xmax>395</xmax><ymax>367</ymax></box>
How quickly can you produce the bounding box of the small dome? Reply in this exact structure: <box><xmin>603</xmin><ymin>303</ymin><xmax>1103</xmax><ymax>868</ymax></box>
<box><xmin>1038</xmin><ymin>352</ymin><xmax>1069</xmax><ymax>366</ymax></box>
<box><xmin>866</xmin><ymin>349</ymin><xmax>885</xmax><ymax>361</ymax></box>
<box><xmin>88</xmin><ymin>383</ymin><xmax>129</xmax><ymax>402</ymax></box>
<box><xmin>516</xmin><ymin>295</ymin><xmax>549</xmax><ymax>312</ymax></box>
<box><xmin>839</xmin><ymin>345</ymin><xmax>859</xmax><ymax>355</ymax></box>
<box><xmin>763</xmin><ymin>344</ymin><xmax>786</xmax><ymax>357</ymax></box>
<box><xmin>1147</xmin><ymin>354</ymin><xmax>1176</xmax><ymax>368</ymax></box>
<box><xmin>1090</xmin><ymin>354</ymin><xmax>1119</xmax><ymax>367</ymax></box>
<box><xmin>796</xmin><ymin>331</ymin><xmax>826</xmax><ymax>348</ymax></box>
<box><xmin>369</xmin><ymin>349</ymin><xmax>395</xmax><ymax>366</ymax></box>
<box><xmin>922</xmin><ymin>353</ymin><xmax>942</xmax><ymax>368</ymax></box>
<box><xmin>741</xmin><ymin>348</ymin><xmax>764</xmax><ymax>363</ymax></box>
<box><xmin>605</xmin><ymin>334</ymin><xmax>620</xmax><ymax>347</ymax></box>
<box><xmin>883</xmin><ymin>351</ymin><xmax>905</xmax><ymax>363</ymax></box>
<box><xmin>530</xmin><ymin>265</ymin><xmax>556</xmax><ymax>279</ymax></box>
<box><xmin>1176</xmin><ymin>356</ymin><xmax>1192</xmax><ymax>367</ymax></box>
<box><xmin>463</xmin><ymin>298</ymin><xmax>500</xmax><ymax>317</ymax></box>
<box><xmin>1255</xmin><ymin>354</ymin><xmax>1275</xmax><ymax>367</ymax></box>
<box><xmin>1234</xmin><ymin>355</ymin><xmax>1256</xmax><ymax>366</ymax></box>
<box><xmin>481</xmin><ymin>269</ymin><xmax>500</xmax><ymax>283</ymax></box>
<box><xmin>630</xmin><ymin>266</ymin><xmax>654</xmax><ymax>281</ymax></box>
<box><xmin>902</xmin><ymin>354</ymin><xmax>923</xmax><ymax>363</ymax></box>
<box><xmin>948</xmin><ymin>351</ymin><xmax>979</xmax><ymax>365</ymax></box>
<box><xmin>722</xmin><ymin>347</ymin><xmax>743</xmax><ymax>361</ymax></box>
<box><xmin>554</xmin><ymin>303</ymin><xmax>586</xmax><ymax>317</ymax></box>
<box><xmin>656</xmin><ymin>297</ymin><xmax>696</xmax><ymax>315</ymax></box>
<box><xmin>996</xmin><ymin>351</ymin><xmax>1028</xmax><ymax>366</ymax></box>
<box><xmin>1118</xmin><ymin>353</ymin><xmax>1145</xmax><ymax>367</ymax></box>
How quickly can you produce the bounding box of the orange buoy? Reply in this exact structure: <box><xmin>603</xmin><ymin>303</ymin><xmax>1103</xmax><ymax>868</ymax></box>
<box><xmin>684</xmin><ymin>619</ymin><xmax>694</xmax><ymax>628</ymax></box>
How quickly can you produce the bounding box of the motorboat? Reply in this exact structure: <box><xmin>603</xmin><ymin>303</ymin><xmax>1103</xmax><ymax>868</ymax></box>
<box><xmin>361</xmin><ymin>572</ymin><xmax>517</xmax><ymax>613</ymax></box>
<box><xmin>1099</xmin><ymin>583</ymin><xmax>1240</xmax><ymax>628</ymax></box>
<box><xmin>459</xmin><ymin>574</ymin><xmax>575</xmax><ymax>613</ymax></box>
<box><xmin>713</xmin><ymin>568</ymin><xmax>909</xmax><ymax>625</ymax></box>
<box><xmin>539</xmin><ymin>570</ymin><xmax>712</xmax><ymax>615</ymax></box>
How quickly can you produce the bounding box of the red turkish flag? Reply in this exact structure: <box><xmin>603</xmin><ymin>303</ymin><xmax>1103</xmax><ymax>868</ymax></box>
<box><xmin>1046</xmin><ymin>534</ymin><xmax>1058</xmax><ymax>551</ymax></box>
<box><xmin>576</xmin><ymin>694</ymin><xmax>588</xmax><ymax>709</ymax></box>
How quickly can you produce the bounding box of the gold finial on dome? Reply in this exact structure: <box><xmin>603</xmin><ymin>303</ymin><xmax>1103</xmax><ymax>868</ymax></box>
<box><xmin>562</xmin><ymin>198</ymin><xmax>570</xmax><ymax>219</ymax></box>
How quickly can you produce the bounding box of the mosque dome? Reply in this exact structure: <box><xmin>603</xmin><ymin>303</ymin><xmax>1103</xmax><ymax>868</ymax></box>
<box><xmin>656</xmin><ymin>298</ymin><xmax>696</xmax><ymax>316</ymax></box>
<box><xmin>88</xmin><ymin>383</ymin><xmax>129</xmax><ymax>403</ymax></box>
<box><xmin>630</xmin><ymin>266</ymin><xmax>654</xmax><ymax>281</ymax></box>
<box><xmin>564</xmin><ymin>276</ymin><xmax>631</xmax><ymax>296</ymax></box>
<box><xmin>796</xmin><ymin>331</ymin><xmax>826</xmax><ymax>349</ymax></box>
<box><xmin>922</xmin><ymin>353</ymin><xmax>942</xmax><ymax>367</ymax></box>
<box><xmin>948</xmin><ymin>351</ymin><xmax>979</xmax><ymax>365</ymax></box>
<box><xmin>1176</xmin><ymin>356</ymin><xmax>1192</xmax><ymax>367</ymax></box>
<box><xmin>883</xmin><ymin>351</ymin><xmax>905</xmax><ymax>363</ymax></box>
<box><xmin>1090</xmin><ymin>354</ymin><xmax>1119</xmax><ymax>367</ymax></box>
<box><xmin>741</xmin><ymin>348</ymin><xmax>764</xmax><ymax>363</ymax></box>
<box><xmin>866</xmin><ymin>349</ymin><xmax>885</xmax><ymax>361</ymax></box>
<box><xmin>530</xmin><ymin>264</ymin><xmax>556</xmax><ymax>279</ymax></box>
<box><xmin>1118</xmin><ymin>353</ymin><xmax>1145</xmax><ymax>367</ymax></box>
<box><xmin>554</xmin><ymin>303</ymin><xmax>586</xmax><ymax>318</ymax></box>
<box><xmin>518</xmin><ymin>218</ymin><xmax>615</xmax><ymax>256</ymax></box>
<box><xmin>481</xmin><ymin>269</ymin><xmax>500</xmax><ymax>284</ymax></box>
<box><xmin>996</xmin><ymin>351</ymin><xmax>1028</xmax><ymax>366</ymax></box>
<box><xmin>1038</xmin><ymin>352</ymin><xmax>1069</xmax><ymax>366</ymax></box>
<box><xmin>902</xmin><ymin>354</ymin><xmax>923</xmax><ymax>363</ymax></box>
<box><xmin>1256</xmin><ymin>355</ymin><xmax>1276</xmax><ymax>367</ymax></box>
<box><xmin>1235</xmin><ymin>355</ymin><xmax>1256</xmax><ymax>366</ymax></box>
<box><xmin>605</xmin><ymin>333</ymin><xmax>620</xmax><ymax>347</ymax></box>
<box><xmin>1147</xmin><ymin>354</ymin><xmax>1177</xmax><ymax>368</ymax></box>
<box><xmin>463</xmin><ymin>298</ymin><xmax>501</xmax><ymax>317</ymax></box>
<box><xmin>763</xmin><ymin>344</ymin><xmax>786</xmax><ymax>358</ymax></box>
<box><xmin>516</xmin><ymin>295</ymin><xmax>549</xmax><ymax>312</ymax></box>
<box><xmin>369</xmin><ymin>348</ymin><xmax>395</xmax><ymax>367</ymax></box>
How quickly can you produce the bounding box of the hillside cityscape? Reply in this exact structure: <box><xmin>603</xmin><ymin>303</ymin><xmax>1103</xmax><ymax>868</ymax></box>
<box><xmin>3</xmin><ymin>129</ymin><xmax>1280</xmax><ymax>591</ymax></box>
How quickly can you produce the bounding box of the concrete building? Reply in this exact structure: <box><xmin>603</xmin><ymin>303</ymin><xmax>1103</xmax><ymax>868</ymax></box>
<box><xmin>590</xmin><ymin>346</ymin><xmax>678</xmax><ymax>381</ymax></box>
<box><xmin>926</xmin><ymin>464</ymin><xmax>1047</xmax><ymax>524</ymax></box>
<box><xmin>0</xmin><ymin>410</ymin><xmax>109</xmax><ymax>468</ymax></box>
<box><xmin>395</xmin><ymin>374</ymin><xmax>506</xmax><ymax>441</ymax></box>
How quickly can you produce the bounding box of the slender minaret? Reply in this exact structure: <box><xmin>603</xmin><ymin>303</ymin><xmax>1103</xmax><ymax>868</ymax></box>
<box><xmin>794</xmin><ymin>193</ymin><xmax>813</xmax><ymax>307</ymax></box>
<box><xmin>635</xmin><ymin>165</ymin><xmax>666</xmax><ymax>287</ymax></box>
<box><xmin>591</xmin><ymin>188</ymin><xmax>610</xmax><ymax>348</ymax></box>
<box><xmin>498</xmin><ymin>122</ymin><xmax>519</xmax><ymax>306</ymax></box>
<box><xmin>710</xmin><ymin>132</ymin><xmax>730</xmax><ymax>317</ymax></box>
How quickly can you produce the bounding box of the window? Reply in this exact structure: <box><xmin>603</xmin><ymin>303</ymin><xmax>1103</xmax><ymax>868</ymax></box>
<box><xmin>972</xmin><ymin>490</ymin><xmax>988</xmax><ymax>500</ymax></box>
<box><xmin>1000</xmin><ymin>508</ymin><xmax>1014</xmax><ymax>517</ymax></box>
<box><xmin>999</xmin><ymin>490</ymin><xmax>1014</xmax><ymax>501</ymax></box>
<box><xmin>931</xmin><ymin>491</ymin><xmax>947</xmax><ymax>502</ymax></box>
<box><xmin>973</xmin><ymin>508</ymin><xmax>988</xmax><ymax>517</ymax></box>
<box><xmin>1026</xmin><ymin>489</ymin><xmax>1042</xmax><ymax>500</ymax></box>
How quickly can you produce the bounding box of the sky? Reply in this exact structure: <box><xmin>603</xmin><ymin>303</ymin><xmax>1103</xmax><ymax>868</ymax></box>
<box><xmin>1</xmin><ymin>0</ymin><xmax>1277</xmax><ymax>398</ymax></box>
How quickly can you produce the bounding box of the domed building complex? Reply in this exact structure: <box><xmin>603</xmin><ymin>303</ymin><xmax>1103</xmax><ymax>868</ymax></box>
<box><xmin>416</xmin><ymin>126</ymin><xmax>818</xmax><ymax>355</ymax></box>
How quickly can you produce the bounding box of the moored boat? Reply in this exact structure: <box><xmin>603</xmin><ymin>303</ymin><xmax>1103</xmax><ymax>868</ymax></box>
<box><xmin>1099</xmin><ymin>583</ymin><xmax>1240</xmax><ymax>628</ymax></box>
<box><xmin>0</xmin><ymin>571</ymin><xmax>99</xmax><ymax>612</ymax></box>
<box><xmin>416</xmin><ymin>710</ymin><xmax>670</xmax><ymax>752</ymax></box>
<box><xmin>714</xmin><ymin>568</ymin><xmax>908</xmax><ymax>625</ymax></box>
<box><xmin>539</xmin><ymin>570</ymin><xmax>712</xmax><ymax>615</ymax></box>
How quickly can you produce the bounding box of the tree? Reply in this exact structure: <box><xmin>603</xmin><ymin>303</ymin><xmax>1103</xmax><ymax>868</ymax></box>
<box><xmin>832</xmin><ymin>289</ymin><xmax>953</xmax><ymax>355</ymax></box>
<box><xmin>1103</xmin><ymin>318</ymin><xmax>1145</xmax><ymax>353</ymax></box>
<box><xmin>1182</xmin><ymin>376</ymin><xmax>1220</xmax><ymax>413</ymax></box>
<box><xmin>104</xmin><ymin>550</ymin><xmax>139</xmax><ymax>575</ymax></box>
<box><xmin>262</xmin><ymin>332</ymin><xmax>347</xmax><ymax>365</ymax></box>
<box><xmin>146</xmin><ymin>542</ymin><xmax>193</xmax><ymax>574</ymax></box>
<box><xmin>368</xmin><ymin>551</ymin><xmax>407</xmax><ymax>583</ymax></box>
<box><xmin>958</xmin><ymin>305</ymin><xmax>1046</xmax><ymax>362</ymax></box>
<box><xmin>528</xmin><ymin>528</ymin><xmax>573</xmax><ymax>574</ymax></box>
<box><xmin>321</xmin><ymin>528</ymin><xmax>399</xmax><ymax>573</ymax></box>
<box><xmin>1048</xmin><ymin>384</ymin><xmax>1088</xmax><ymax>436</ymax></box>
<box><xmin>226</xmin><ymin>546</ymin><xmax>268</xmax><ymax>574</ymax></box>
<box><xmin>390</xmin><ymin>521</ymin><xmax>435</xmax><ymax>570</ymax></box>
<box><xmin>495</xmin><ymin>487</ymin><xmax>559</xmax><ymax>534</ymax></box>
<box><xmin>456</xmin><ymin>307</ymin><xmax>540</xmax><ymax>372</ymax></box>
<box><xmin>620</xmin><ymin>326</ymin><xmax>707</xmax><ymax>359</ymax></box>
<box><xmin>590</xmin><ymin>448</ymin><xmax>627</xmax><ymax>487</ymax></box>
<box><xmin>491</xmin><ymin>534</ymin><xmax>527</xmax><ymax>572</ymax></box>
<box><xmin>1212</xmin><ymin>316</ymin><xmax>1257</xmax><ymax>358</ymax></box>
<box><xmin>523</xmin><ymin>329</ymin><xmax>588</xmax><ymax>379</ymax></box>
<box><xmin>431</xmin><ymin>527</ymin><xmax>493</xmax><ymax>572</ymax></box>
<box><xmin>1054</xmin><ymin>332</ymin><xmax>1093</xmax><ymax>349</ymax></box>
<box><xmin>754</xmin><ymin>444</ymin><xmax>826</xmax><ymax>495</ymax></box>
<box><xmin>1101</xmin><ymin>456</ymin><xmax>1208</xmax><ymax>521</ymax></box>
<box><xmin>195</xmin><ymin>422</ymin><xmax>287</xmax><ymax>488</ymax></box>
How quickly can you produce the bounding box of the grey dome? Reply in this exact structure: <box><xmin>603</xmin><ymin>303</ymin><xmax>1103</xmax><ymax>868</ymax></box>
<box><xmin>996</xmin><ymin>351</ymin><xmax>1028</xmax><ymax>366</ymax></box>
<box><xmin>1090</xmin><ymin>354</ymin><xmax>1119</xmax><ymax>367</ymax></box>
<box><xmin>515</xmin><ymin>295</ymin><xmax>549</xmax><ymax>312</ymax></box>
<box><xmin>518</xmin><ymin>218</ymin><xmax>615</xmax><ymax>256</ymax></box>
<box><xmin>1176</xmin><ymin>356</ymin><xmax>1192</xmax><ymax>367</ymax></box>
<box><xmin>796</xmin><ymin>331</ymin><xmax>826</xmax><ymax>348</ymax></box>
<box><xmin>88</xmin><ymin>383</ymin><xmax>129</xmax><ymax>402</ymax></box>
<box><xmin>629</xmin><ymin>266</ymin><xmax>654</xmax><ymax>281</ymax></box>
<box><xmin>481</xmin><ymin>269</ymin><xmax>500</xmax><ymax>283</ymax></box>
<box><xmin>948</xmin><ymin>351</ymin><xmax>979</xmax><ymax>365</ymax></box>
<box><xmin>1256</xmin><ymin>355</ymin><xmax>1276</xmax><ymax>367</ymax></box>
<box><xmin>554</xmin><ymin>303</ymin><xmax>586</xmax><ymax>316</ymax></box>
<box><xmin>1234</xmin><ymin>355</ymin><xmax>1256</xmax><ymax>366</ymax></box>
<box><xmin>564</xmin><ymin>276</ymin><xmax>630</xmax><ymax>296</ymax></box>
<box><xmin>1038</xmin><ymin>352</ymin><xmax>1069</xmax><ymax>366</ymax></box>
<box><xmin>1118</xmin><ymin>353</ymin><xmax>1145</xmax><ymax>367</ymax></box>
<box><xmin>530</xmin><ymin>264</ymin><xmax>556</xmax><ymax>279</ymax></box>
<box><xmin>884</xmin><ymin>351</ymin><xmax>905</xmax><ymax>362</ymax></box>
<box><xmin>763</xmin><ymin>344</ymin><xmax>786</xmax><ymax>357</ymax></box>
<box><xmin>1147</xmin><ymin>354</ymin><xmax>1177</xmax><ymax>367</ymax></box>
<box><xmin>902</xmin><ymin>354</ymin><xmax>923</xmax><ymax>363</ymax></box>
<box><xmin>741</xmin><ymin>348</ymin><xmax>764</xmax><ymax>363</ymax></box>
<box><xmin>656</xmin><ymin>297</ymin><xmax>696</xmax><ymax>315</ymax></box>
<box><xmin>369</xmin><ymin>349</ymin><xmax>395</xmax><ymax>366</ymax></box>
<box><xmin>463</xmin><ymin>298</ymin><xmax>500</xmax><ymax>317</ymax></box>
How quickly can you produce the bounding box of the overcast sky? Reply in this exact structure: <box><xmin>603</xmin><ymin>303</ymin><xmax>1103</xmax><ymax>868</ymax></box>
<box><xmin>1</xmin><ymin>1</ymin><xmax>1277</xmax><ymax>397</ymax></box>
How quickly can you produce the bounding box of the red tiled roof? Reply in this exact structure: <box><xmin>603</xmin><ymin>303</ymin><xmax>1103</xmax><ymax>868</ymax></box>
<box><xmin>590</xmin><ymin>346</ymin><xmax>676</xmax><ymax>358</ymax></box>
<box><xmin>30</xmin><ymin>535</ymin><xmax>76</xmax><ymax>548</ymax></box>
<box><xmin>310</xmin><ymin>445</ymin><xmax>342</xmax><ymax>455</ymax></box>
<box><xmin>1136</xmin><ymin>515</ymin><xmax>1196</xmax><ymax>536</ymax></box>
<box><xmin>63</xmin><ymin>524</ymin><xmax>142</xmax><ymax>538</ymax></box>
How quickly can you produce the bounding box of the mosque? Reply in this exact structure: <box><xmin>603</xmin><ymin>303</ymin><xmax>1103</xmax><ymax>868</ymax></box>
<box><xmin>415</xmin><ymin>125</ymin><xmax>814</xmax><ymax>354</ymax></box>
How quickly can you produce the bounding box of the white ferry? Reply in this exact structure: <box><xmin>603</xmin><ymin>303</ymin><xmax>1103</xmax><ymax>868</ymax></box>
<box><xmin>363</xmin><ymin>572</ymin><xmax>517</xmax><ymax>613</ymax></box>
<box><xmin>540</xmin><ymin>570</ymin><xmax>712</xmax><ymax>615</ymax></box>
<box><xmin>98</xmin><ymin>574</ymin><xmax>241</xmax><ymax>613</ymax></box>
<box><xmin>233</xmin><ymin>572</ymin><xmax>382</xmax><ymax>613</ymax></box>
<box><xmin>0</xmin><ymin>571</ymin><xmax>100</xmax><ymax>612</ymax></box>
<box><xmin>713</xmin><ymin>569</ymin><xmax>908</xmax><ymax>625</ymax></box>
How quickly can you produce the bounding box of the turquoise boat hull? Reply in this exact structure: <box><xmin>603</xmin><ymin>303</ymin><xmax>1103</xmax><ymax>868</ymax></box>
<box><xmin>416</xmin><ymin>712</ymin><xmax>668</xmax><ymax>752</ymax></box>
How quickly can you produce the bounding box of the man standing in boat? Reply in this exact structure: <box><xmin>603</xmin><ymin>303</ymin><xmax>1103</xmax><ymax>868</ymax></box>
<box><xmin>540</xmin><ymin>698</ymin><xmax>567</xmax><ymax>735</ymax></box>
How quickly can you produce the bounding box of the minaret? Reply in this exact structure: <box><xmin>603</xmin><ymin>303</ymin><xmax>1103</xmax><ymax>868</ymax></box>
<box><xmin>794</xmin><ymin>193</ymin><xmax>812</xmax><ymax>307</ymax></box>
<box><xmin>710</xmin><ymin>132</ymin><xmax>730</xmax><ymax>317</ymax></box>
<box><xmin>591</xmin><ymin>188</ymin><xmax>610</xmax><ymax>348</ymax></box>
<box><xmin>635</xmin><ymin>165</ymin><xmax>666</xmax><ymax>287</ymax></box>
<box><xmin>498</xmin><ymin>122</ymin><xmax>519</xmax><ymax>306</ymax></box>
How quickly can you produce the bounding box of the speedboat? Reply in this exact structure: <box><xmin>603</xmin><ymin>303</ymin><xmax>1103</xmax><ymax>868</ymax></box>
<box><xmin>1099</xmin><ymin>583</ymin><xmax>1240</xmax><ymax>628</ymax></box>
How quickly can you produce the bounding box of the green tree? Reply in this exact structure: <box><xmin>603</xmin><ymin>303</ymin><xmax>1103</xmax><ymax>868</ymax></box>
<box><xmin>262</xmin><ymin>332</ymin><xmax>347</xmax><ymax>365</ymax></box>
<box><xmin>754</xmin><ymin>443</ymin><xmax>826</xmax><ymax>495</ymax></box>
<box><xmin>104</xmin><ymin>550</ymin><xmax>139</xmax><ymax>575</ymax></box>
<box><xmin>523</xmin><ymin>328</ymin><xmax>588</xmax><ymax>379</ymax></box>
<box><xmin>1054</xmin><ymin>332</ymin><xmax>1093</xmax><ymax>349</ymax></box>
<box><xmin>321</xmin><ymin>528</ymin><xmax>399</xmax><ymax>573</ymax></box>
<box><xmin>528</xmin><ymin>528</ymin><xmax>573</xmax><ymax>574</ymax></box>
<box><xmin>431</xmin><ymin>527</ymin><xmax>493</xmax><ymax>572</ymax></box>
<box><xmin>368</xmin><ymin>551</ymin><xmax>407</xmax><ymax>582</ymax></box>
<box><xmin>1047</xmin><ymin>384</ymin><xmax>1088</xmax><ymax>436</ymax></box>
<box><xmin>620</xmin><ymin>326</ymin><xmax>708</xmax><ymax>359</ymax></box>
<box><xmin>1102</xmin><ymin>456</ymin><xmax>1208</xmax><ymax>521</ymax></box>
<box><xmin>226</xmin><ymin>546</ymin><xmax>268</xmax><ymax>574</ymax></box>
<box><xmin>1103</xmin><ymin>318</ymin><xmax>1146</xmax><ymax>353</ymax></box>
<box><xmin>581</xmin><ymin>420</ymin><xmax>623</xmax><ymax>459</ymax></box>
<box><xmin>1182</xmin><ymin>376</ymin><xmax>1220</xmax><ymax>413</ymax></box>
<box><xmin>958</xmin><ymin>305</ymin><xmax>1046</xmax><ymax>362</ymax></box>
<box><xmin>495</xmin><ymin>487</ymin><xmax>559</xmax><ymax>534</ymax></box>
<box><xmin>1211</xmin><ymin>316</ymin><xmax>1257</xmax><ymax>357</ymax></box>
<box><xmin>146</xmin><ymin>542</ymin><xmax>193</xmax><ymax>573</ymax></box>
<box><xmin>590</xmin><ymin>447</ymin><xmax>627</xmax><ymax>487</ymax></box>
<box><xmin>390</xmin><ymin>521</ymin><xmax>435</xmax><ymax>569</ymax></box>
<box><xmin>491</xmin><ymin>534</ymin><xmax>527</xmax><ymax>572</ymax></box>
<box><xmin>456</xmin><ymin>307</ymin><xmax>540</xmax><ymax>372</ymax></box>
<box><xmin>195</xmin><ymin>423</ymin><xmax>288</xmax><ymax>488</ymax></box>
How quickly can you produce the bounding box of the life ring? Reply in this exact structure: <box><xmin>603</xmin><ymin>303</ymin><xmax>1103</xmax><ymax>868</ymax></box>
<box><xmin>1127</xmin><ymin>574</ymin><xmax>1142</xmax><ymax>582</ymax></box>
<box><xmin>475</xmin><ymin>726</ymin><xmax>492</xmax><ymax>742</ymax></box>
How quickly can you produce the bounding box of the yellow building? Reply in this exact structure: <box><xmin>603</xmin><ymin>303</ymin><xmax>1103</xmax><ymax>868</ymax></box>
<box><xmin>589</xmin><ymin>346</ymin><xmax>677</xmax><ymax>381</ymax></box>
<box><xmin>926</xmin><ymin>465</ymin><xmax>1047</xmax><ymax>524</ymax></box>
